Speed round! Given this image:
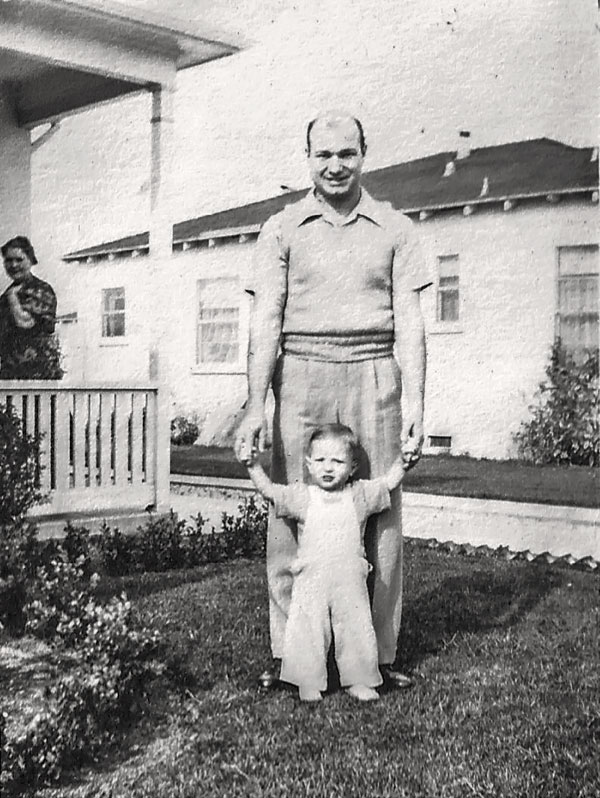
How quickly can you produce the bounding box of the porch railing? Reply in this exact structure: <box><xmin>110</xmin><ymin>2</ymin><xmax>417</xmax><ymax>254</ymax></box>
<box><xmin>0</xmin><ymin>381</ymin><xmax>170</xmax><ymax>517</ymax></box>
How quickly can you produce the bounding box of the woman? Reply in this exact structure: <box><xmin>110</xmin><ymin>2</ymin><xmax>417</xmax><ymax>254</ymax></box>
<box><xmin>0</xmin><ymin>236</ymin><xmax>63</xmax><ymax>379</ymax></box>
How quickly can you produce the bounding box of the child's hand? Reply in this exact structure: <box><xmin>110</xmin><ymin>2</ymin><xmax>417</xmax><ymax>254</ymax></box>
<box><xmin>238</xmin><ymin>441</ymin><xmax>257</xmax><ymax>467</ymax></box>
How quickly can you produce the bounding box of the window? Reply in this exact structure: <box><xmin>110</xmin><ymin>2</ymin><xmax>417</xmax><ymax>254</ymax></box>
<box><xmin>102</xmin><ymin>288</ymin><xmax>125</xmax><ymax>337</ymax></box>
<box><xmin>196</xmin><ymin>278</ymin><xmax>240</xmax><ymax>366</ymax></box>
<box><xmin>437</xmin><ymin>255</ymin><xmax>460</xmax><ymax>322</ymax></box>
<box><xmin>429</xmin><ymin>435</ymin><xmax>452</xmax><ymax>449</ymax></box>
<box><xmin>557</xmin><ymin>246</ymin><xmax>599</xmax><ymax>355</ymax></box>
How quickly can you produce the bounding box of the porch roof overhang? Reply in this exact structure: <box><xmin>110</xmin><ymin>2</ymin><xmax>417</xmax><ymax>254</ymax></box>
<box><xmin>0</xmin><ymin>0</ymin><xmax>240</xmax><ymax>127</ymax></box>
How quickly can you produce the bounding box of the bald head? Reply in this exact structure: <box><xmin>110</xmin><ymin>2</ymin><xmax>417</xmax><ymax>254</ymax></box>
<box><xmin>306</xmin><ymin>113</ymin><xmax>367</xmax><ymax>156</ymax></box>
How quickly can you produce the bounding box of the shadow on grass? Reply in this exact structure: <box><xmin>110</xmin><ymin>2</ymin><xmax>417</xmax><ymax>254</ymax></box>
<box><xmin>396</xmin><ymin>564</ymin><xmax>564</xmax><ymax>671</ymax></box>
<box><xmin>95</xmin><ymin>560</ymin><xmax>242</xmax><ymax>602</ymax></box>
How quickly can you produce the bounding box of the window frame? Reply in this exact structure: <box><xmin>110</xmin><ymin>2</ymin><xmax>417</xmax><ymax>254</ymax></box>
<box><xmin>555</xmin><ymin>244</ymin><xmax>599</xmax><ymax>358</ymax></box>
<box><xmin>100</xmin><ymin>287</ymin><xmax>126</xmax><ymax>341</ymax></box>
<box><xmin>430</xmin><ymin>253</ymin><xmax>462</xmax><ymax>335</ymax></box>
<box><xmin>192</xmin><ymin>276</ymin><xmax>248</xmax><ymax>375</ymax></box>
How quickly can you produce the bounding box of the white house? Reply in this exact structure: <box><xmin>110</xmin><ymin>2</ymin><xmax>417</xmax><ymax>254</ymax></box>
<box><xmin>62</xmin><ymin>136</ymin><xmax>599</xmax><ymax>460</ymax></box>
<box><xmin>0</xmin><ymin>0</ymin><xmax>240</xmax><ymax>524</ymax></box>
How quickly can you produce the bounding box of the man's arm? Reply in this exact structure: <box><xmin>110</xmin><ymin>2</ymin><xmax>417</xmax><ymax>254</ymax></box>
<box><xmin>234</xmin><ymin>217</ymin><xmax>288</xmax><ymax>462</ymax></box>
<box><xmin>394</xmin><ymin>285</ymin><xmax>427</xmax><ymax>470</ymax></box>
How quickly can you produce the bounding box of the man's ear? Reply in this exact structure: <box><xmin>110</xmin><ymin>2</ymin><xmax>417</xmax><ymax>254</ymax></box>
<box><xmin>351</xmin><ymin>458</ymin><xmax>359</xmax><ymax>476</ymax></box>
<box><xmin>305</xmin><ymin>454</ymin><xmax>312</xmax><ymax>468</ymax></box>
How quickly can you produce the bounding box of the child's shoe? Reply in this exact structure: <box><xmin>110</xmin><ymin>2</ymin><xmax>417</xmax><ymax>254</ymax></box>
<box><xmin>299</xmin><ymin>685</ymin><xmax>322</xmax><ymax>702</ymax></box>
<box><xmin>346</xmin><ymin>684</ymin><xmax>380</xmax><ymax>702</ymax></box>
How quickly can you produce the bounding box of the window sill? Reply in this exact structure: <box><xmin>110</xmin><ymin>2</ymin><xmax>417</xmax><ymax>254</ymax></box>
<box><xmin>191</xmin><ymin>364</ymin><xmax>246</xmax><ymax>375</ymax></box>
<box><xmin>99</xmin><ymin>338</ymin><xmax>129</xmax><ymax>347</ymax></box>
<box><xmin>428</xmin><ymin>323</ymin><xmax>463</xmax><ymax>335</ymax></box>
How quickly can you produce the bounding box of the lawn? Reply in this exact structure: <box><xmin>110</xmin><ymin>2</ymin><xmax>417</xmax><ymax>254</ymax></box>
<box><xmin>15</xmin><ymin>545</ymin><xmax>598</xmax><ymax>798</ymax></box>
<box><xmin>171</xmin><ymin>446</ymin><xmax>600</xmax><ymax>508</ymax></box>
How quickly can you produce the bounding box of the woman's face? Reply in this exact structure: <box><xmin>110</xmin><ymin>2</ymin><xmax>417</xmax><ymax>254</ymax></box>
<box><xmin>3</xmin><ymin>247</ymin><xmax>33</xmax><ymax>283</ymax></box>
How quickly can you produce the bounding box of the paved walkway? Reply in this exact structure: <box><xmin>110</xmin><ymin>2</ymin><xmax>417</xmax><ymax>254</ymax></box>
<box><xmin>171</xmin><ymin>475</ymin><xmax>600</xmax><ymax>562</ymax></box>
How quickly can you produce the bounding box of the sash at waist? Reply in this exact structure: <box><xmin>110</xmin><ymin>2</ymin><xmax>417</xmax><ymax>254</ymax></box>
<box><xmin>281</xmin><ymin>332</ymin><xmax>394</xmax><ymax>362</ymax></box>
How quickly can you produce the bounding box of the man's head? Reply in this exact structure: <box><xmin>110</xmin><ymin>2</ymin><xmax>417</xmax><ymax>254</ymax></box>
<box><xmin>305</xmin><ymin>112</ymin><xmax>366</xmax><ymax>205</ymax></box>
<box><xmin>305</xmin><ymin>423</ymin><xmax>359</xmax><ymax>491</ymax></box>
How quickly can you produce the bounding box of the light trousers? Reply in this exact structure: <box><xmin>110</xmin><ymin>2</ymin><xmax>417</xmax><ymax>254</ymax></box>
<box><xmin>280</xmin><ymin>559</ymin><xmax>382</xmax><ymax>690</ymax></box>
<box><xmin>268</xmin><ymin>352</ymin><xmax>404</xmax><ymax>664</ymax></box>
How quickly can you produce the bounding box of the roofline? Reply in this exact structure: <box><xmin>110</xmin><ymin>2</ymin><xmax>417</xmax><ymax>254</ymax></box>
<box><xmin>62</xmin><ymin>185</ymin><xmax>598</xmax><ymax>262</ymax></box>
<box><xmin>45</xmin><ymin>1</ymin><xmax>243</xmax><ymax>59</ymax></box>
<box><xmin>399</xmin><ymin>185</ymin><xmax>599</xmax><ymax>215</ymax></box>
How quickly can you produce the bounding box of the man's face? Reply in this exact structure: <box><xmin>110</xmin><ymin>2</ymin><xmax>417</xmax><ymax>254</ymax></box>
<box><xmin>306</xmin><ymin>436</ymin><xmax>355</xmax><ymax>491</ymax></box>
<box><xmin>3</xmin><ymin>247</ymin><xmax>33</xmax><ymax>284</ymax></box>
<box><xmin>307</xmin><ymin>119</ymin><xmax>364</xmax><ymax>202</ymax></box>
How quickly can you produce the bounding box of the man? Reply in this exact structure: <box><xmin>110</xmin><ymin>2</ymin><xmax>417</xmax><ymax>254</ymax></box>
<box><xmin>235</xmin><ymin>112</ymin><xmax>432</xmax><ymax>689</ymax></box>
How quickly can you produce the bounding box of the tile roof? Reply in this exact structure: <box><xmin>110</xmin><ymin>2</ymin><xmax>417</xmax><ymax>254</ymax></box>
<box><xmin>64</xmin><ymin>137</ymin><xmax>599</xmax><ymax>260</ymax></box>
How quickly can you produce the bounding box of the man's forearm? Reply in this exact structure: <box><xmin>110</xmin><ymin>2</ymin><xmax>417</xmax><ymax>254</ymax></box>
<box><xmin>246</xmin><ymin>296</ymin><xmax>284</xmax><ymax>412</ymax></box>
<box><xmin>395</xmin><ymin>291</ymin><xmax>426</xmax><ymax>414</ymax></box>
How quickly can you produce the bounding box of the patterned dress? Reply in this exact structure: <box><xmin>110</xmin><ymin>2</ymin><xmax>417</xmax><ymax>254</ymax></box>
<box><xmin>0</xmin><ymin>275</ymin><xmax>63</xmax><ymax>379</ymax></box>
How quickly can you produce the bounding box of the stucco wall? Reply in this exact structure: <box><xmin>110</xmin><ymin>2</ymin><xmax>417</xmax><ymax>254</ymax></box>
<box><xmin>0</xmin><ymin>87</ymin><xmax>31</xmax><ymax>255</ymax></box>
<box><xmin>418</xmin><ymin>199</ymin><xmax>597</xmax><ymax>458</ymax></box>
<box><xmin>60</xmin><ymin>198</ymin><xmax>598</xmax><ymax>458</ymax></box>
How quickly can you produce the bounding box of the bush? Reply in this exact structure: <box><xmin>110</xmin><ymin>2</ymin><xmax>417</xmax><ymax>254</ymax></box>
<box><xmin>0</xmin><ymin>403</ymin><xmax>45</xmax><ymax>523</ymax></box>
<box><xmin>97</xmin><ymin>522</ymin><xmax>140</xmax><ymax>577</ymax></box>
<box><xmin>514</xmin><ymin>344</ymin><xmax>599</xmax><ymax>466</ymax></box>
<box><xmin>220</xmin><ymin>495</ymin><xmax>268</xmax><ymax>559</ymax></box>
<box><xmin>171</xmin><ymin>414</ymin><xmax>200</xmax><ymax>446</ymax></box>
<box><xmin>25</xmin><ymin>554</ymin><xmax>100</xmax><ymax>646</ymax></box>
<box><xmin>0</xmin><ymin>521</ymin><xmax>41</xmax><ymax>634</ymax></box>
<box><xmin>137</xmin><ymin>512</ymin><xmax>188</xmax><ymax>572</ymax></box>
<box><xmin>2</xmin><ymin>596</ymin><xmax>165</xmax><ymax>795</ymax></box>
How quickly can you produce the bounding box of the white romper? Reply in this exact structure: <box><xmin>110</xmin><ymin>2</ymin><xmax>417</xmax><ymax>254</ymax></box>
<box><xmin>271</xmin><ymin>480</ymin><xmax>390</xmax><ymax>691</ymax></box>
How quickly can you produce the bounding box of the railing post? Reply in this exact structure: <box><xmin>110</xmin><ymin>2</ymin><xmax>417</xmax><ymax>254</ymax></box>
<box><xmin>150</xmin><ymin>348</ymin><xmax>171</xmax><ymax>513</ymax></box>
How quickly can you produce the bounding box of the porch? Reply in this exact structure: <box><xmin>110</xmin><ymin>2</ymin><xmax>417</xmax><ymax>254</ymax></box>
<box><xmin>1</xmin><ymin>380</ymin><xmax>170</xmax><ymax>531</ymax></box>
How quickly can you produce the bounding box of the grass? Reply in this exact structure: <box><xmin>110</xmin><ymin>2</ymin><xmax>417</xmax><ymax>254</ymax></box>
<box><xmin>12</xmin><ymin>545</ymin><xmax>597</xmax><ymax>798</ymax></box>
<box><xmin>171</xmin><ymin>446</ymin><xmax>600</xmax><ymax>508</ymax></box>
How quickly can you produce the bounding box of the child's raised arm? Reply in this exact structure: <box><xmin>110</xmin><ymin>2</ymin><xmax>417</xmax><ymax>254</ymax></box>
<box><xmin>245</xmin><ymin>458</ymin><xmax>278</xmax><ymax>503</ymax></box>
<box><xmin>383</xmin><ymin>456</ymin><xmax>406</xmax><ymax>492</ymax></box>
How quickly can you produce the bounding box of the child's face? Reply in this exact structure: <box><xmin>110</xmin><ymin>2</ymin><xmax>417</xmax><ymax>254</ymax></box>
<box><xmin>306</xmin><ymin>436</ymin><xmax>355</xmax><ymax>491</ymax></box>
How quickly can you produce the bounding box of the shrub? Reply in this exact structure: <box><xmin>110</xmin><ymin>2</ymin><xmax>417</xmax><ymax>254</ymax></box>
<box><xmin>220</xmin><ymin>495</ymin><xmax>268</xmax><ymax>559</ymax></box>
<box><xmin>97</xmin><ymin>522</ymin><xmax>140</xmax><ymax>577</ymax></box>
<box><xmin>514</xmin><ymin>344</ymin><xmax>599</xmax><ymax>466</ymax></box>
<box><xmin>25</xmin><ymin>554</ymin><xmax>100</xmax><ymax>646</ymax></box>
<box><xmin>0</xmin><ymin>403</ymin><xmax>45</xmax><ymax>523</ymax></box>
<box><xmin>137</xmin><ymin>512</ymin><xmax>188</xmax><ymax>572</ymax></box>
<box><xmin>0</xmin><ymin>521</ymin><xmax>41</xmax><ymax>634</ymax></box>
<box><xmin>2</xmin><ymin>596</ymin><xmax>165</xmax><ymax>795</ymax></box>
<box><xmin>170</xmin><ymin>414</ymin><xmax>200</xmax><ymax>446</ymax></box>
<box><xmin>60</xmin><ymin>523</ymin><xmax>95</xmax><ymax>579</ymax></box>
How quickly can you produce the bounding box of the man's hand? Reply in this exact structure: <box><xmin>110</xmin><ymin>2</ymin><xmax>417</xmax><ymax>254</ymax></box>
<box><xmin>234</xmin><ymin>408</ymin><xmax>268</xmax><ymax>464</ymax></box>
<box><xmin>401</xmin><ymin>409</ymin><xmax>424</xmax><ymax>471</ymax></box>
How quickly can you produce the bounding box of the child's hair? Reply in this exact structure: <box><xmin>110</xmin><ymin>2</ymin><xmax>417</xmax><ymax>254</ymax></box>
<box><xmin>307</xmin><ymin>423</ymin><xmax>359</xmax><ymax>462</ymax></box>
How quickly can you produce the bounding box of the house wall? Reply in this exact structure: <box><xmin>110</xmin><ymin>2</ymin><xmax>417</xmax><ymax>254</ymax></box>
<box><xmin>60</xmin><ymin>198</ymin><xmax>598</xmax><ymax>458</ymax></box>
<box><xmin>418</xmin><ymin>198</ymin><xmax>598</xmax><ymax>458</ymax></box>
<box><xmin>0</xmin><ymin>87</ymin><xmax>31</xmax><ymax>250</ymax></box>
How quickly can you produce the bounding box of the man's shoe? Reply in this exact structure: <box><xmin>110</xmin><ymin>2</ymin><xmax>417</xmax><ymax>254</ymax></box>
<box><xmin>380</xmin><ymin>665</ymin><xmax>414</xmax><ymax>689</ymax></box>
<box><xmin>257</xmin><ymin>660</ymin><xmax>280</xmax><ymax>690</ymax></box>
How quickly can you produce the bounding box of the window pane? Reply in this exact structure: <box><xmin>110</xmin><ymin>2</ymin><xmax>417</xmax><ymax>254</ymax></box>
<box><xmin>197</xmin><ymin>278</ymin><xmax>241</xmax><ymax>365</ymax></box>
<box><xmin>440</xmin><ymin>289</ymin><xmax>459</xmax><ymax>322</ymax></box>
<box><xmin>557</xmin><ymin>272</ymin><xmax>599</xmax><ymax>354</ymax></box>
<box><xmin>558</xmin><ymin>245</ymin><xmax>599</xmax><ymax>276</ymax></box>
<box><xmin>438</xmin><ymin>254</ymin><xmax>459</xmax><ymax>279</ymax></box>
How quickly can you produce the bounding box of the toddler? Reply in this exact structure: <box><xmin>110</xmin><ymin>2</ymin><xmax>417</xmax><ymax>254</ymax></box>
<box><xmin>243</xmin><ymin>422</ymin><xmax>405</xmax><ymax>702</ymax></box>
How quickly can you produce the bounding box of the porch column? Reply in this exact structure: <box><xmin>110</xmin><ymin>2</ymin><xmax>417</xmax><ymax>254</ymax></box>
<box><xmin>148</xmin><ymin>82</ymin><xmax>175</xmax><ymax>513</ymax></box>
